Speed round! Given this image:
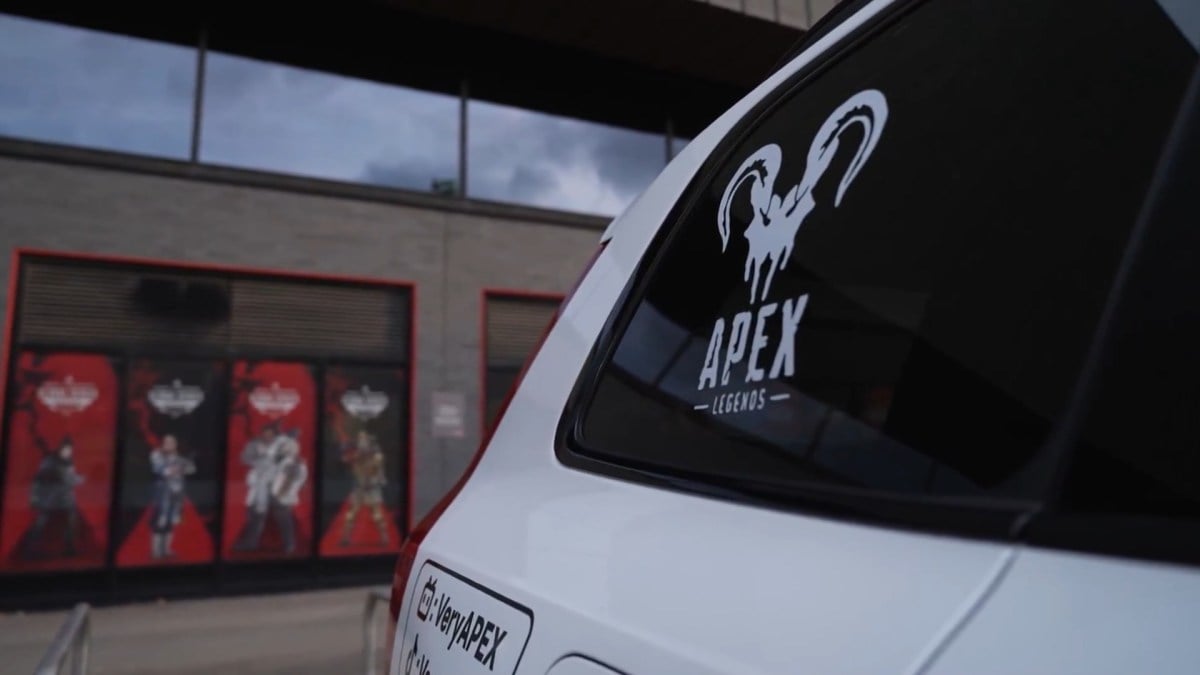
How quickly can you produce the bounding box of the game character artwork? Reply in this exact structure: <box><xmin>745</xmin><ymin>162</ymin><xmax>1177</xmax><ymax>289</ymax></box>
<box><xmin>232</xmin><ymin>423</ymin><xmax>308</xmax><ymax>554</ymax></box>
<box><xmin>0</xmin><ymin>352</ymin><xmax>118</xmax><ymax>572</ymax></box>
<box><xmin>115</xmin><ymin>361</ymin><xmax>222</xmax><ymax>568</ymax></box>
<box><xmin>22</xmin><ymin>437</ymin><xmax>86</xmax><ymax>558</ymax></box>
<box><xmin>339</xmin><ymin>430</ymin><xmax>388</xmax><ymax>547</ymax></box>
<box><xmin>318</xmin><ymin>367</ymin><xmax>405</xmax><ymax>557</ymax></box>
<box><xmin>222</xmin><ymin>361</ymin><xmax>316</xmax><ymax>561</ymax></box>
<box><xmin>147</xmin><ymin>434</ymin><xmax>196</xmax><ymax>559</ymax></box>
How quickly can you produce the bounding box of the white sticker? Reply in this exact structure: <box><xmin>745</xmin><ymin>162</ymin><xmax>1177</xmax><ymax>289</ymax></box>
<box><xmin>696</xmin><ymin>89</ymin><xmax>888</xmax><ymax>418</ymax></box>
<box><xmin>395</xmin><ymin>560</ymin><xmax>533</xmax><ymax>675</ymax></box>
<box><xmin>431</xmin><ymin>391</ymin><xmax>466</xmax><ymax>439</ymax></box>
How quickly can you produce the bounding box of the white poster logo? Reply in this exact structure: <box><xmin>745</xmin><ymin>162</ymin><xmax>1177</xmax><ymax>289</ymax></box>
<box><xmin>148</xmin><ymin>379</ymin><xmax>205</xmax><ymax>418</ymax></box>
<box><xmin>37</xmin><ymin>375</ymin><xmax>99</xmax><ymax>416</ymax></box>
<box><xmin>249</xmin><ymin>382</ymin><xmax>300</xmax><ymax>418</ymax></box>
<box><xmin>341</xmin><ymin>386</ymin><xmax>389</xmax><ymax>420</ymax></box>
<box><xmin>697</xmin><ymin>89</ymin><xmax>888</xmax><ymax>414</ymax></box>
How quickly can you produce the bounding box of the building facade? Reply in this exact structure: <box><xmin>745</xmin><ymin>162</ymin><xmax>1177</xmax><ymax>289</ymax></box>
<box><xmin>0</xmin><ymin>0</ymin><xmax>826</xmax><ymax>602</ymax></box>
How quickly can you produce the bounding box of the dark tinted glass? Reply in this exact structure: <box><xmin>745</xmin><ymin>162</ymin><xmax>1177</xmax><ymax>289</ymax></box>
<box><xmin>575</xmin><ymin>0</ymin><xmax>1196</xmax><ymax>502</ymax></box>
<box><xmin>1058</xmin><ymin>83</ymin><xmax>1200</xmax><ymax>522</ymax></box>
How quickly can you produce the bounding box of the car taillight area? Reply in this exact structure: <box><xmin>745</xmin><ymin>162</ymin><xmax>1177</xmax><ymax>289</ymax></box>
<box><xmin>389</xmin><ymin>241</ymin><xmax>607</xmax><ymax>623</ymax></box>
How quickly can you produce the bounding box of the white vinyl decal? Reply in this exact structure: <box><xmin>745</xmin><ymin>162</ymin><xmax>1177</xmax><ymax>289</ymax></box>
<box><xmin>148</xmin><ymin>379</ymin><xmax>205</xmax><ymax>418</ymax></box>
<box><xmin>718</xmin><ymin>89</ymin><xmax>888</xmax><ymax>304</ymax></box>
<box><xmin>341</xmin><ymin>385</ymin><xmax>389</xmax><ymax>420</ymax></box>
<box><xmin>697</xmin><ymin>89</ymin><xmax>888</xmax><ymax>414</ymax></box>
<box><xmin>249</xmin><ymin>382</ymin><xmax>301</xmax><ymax>418</ymax></box>
<box><xmin>37</xmin><ymin>375</ymin><xmax>99</xmax><ymax>416</ymax></box>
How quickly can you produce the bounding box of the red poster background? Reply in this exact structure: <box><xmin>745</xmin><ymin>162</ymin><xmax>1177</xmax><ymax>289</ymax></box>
<box><xmin>0</xmin><ymin>352</ymin><xmax>119</xmax><ymax>572</ymax></box>
<box><xmin>221</xmin><ymin>361</ymin><xmax>316</xmax><ymax>561</ymax></box>
<box><xmin>318</xmin><ymin>367</ymin><xmax>405</xmax><ymax>558</ymax></box>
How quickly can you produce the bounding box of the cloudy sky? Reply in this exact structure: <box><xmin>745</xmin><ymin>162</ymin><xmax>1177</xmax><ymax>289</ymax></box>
<box><xmin>0</xmin><ymin>12</ymin><xmax>674</xmax><ymax>216</ymax></box>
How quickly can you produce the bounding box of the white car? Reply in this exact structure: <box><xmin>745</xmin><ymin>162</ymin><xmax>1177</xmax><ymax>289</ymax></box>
<box><xmin>389</xmin><ymin>1</ymin><xmax>1200</xmax><ymax>673</ymax></box>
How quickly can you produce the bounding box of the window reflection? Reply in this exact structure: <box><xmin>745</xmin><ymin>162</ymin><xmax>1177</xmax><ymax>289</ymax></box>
<box><xmin>201</xmin><ymin>52</ymin><xmax>459</xmax><ymax>192</ymax></box>
<box><xmin>670</xmin><ymin>135</ymin><xmax>690</xmax><ymax>159</ymax></box>
<box><xmin>0</xmin><ymin>13</ymin><xmax>195</xmax><ymax>158</ymax></box>
<box><xmin>468</xmin><ymin>100</ymin><xmax>665</xmax><ymax>215</ymax></box>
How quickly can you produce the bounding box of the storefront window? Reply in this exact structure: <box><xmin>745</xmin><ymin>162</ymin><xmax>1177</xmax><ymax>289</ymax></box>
<box><xmin>2</xmin><ymin>255</ymin><xmax>415</xmax><ymax>574</ymax></box>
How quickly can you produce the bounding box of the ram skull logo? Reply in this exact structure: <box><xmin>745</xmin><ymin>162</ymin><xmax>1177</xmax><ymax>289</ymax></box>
<box><xmin>718</xmin><ymin>89</ymin><xmax>888</xmax><ymax>303</ymax></box>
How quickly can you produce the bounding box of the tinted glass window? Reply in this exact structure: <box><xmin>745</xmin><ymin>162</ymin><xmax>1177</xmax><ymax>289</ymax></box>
<box><xmin>574</xmin><ymin>0</ymin><xmax>1196</xmax><ymax>503</ymax></box>
<box><xmin>1058</xmin><ymin>85</ymin><xmax>1200</xmax><ymax>523</ymax></box>
<box><xmin>0</xmin><ymin>13</ymin><xmax>195</xmax><ymax>158</ymax></box>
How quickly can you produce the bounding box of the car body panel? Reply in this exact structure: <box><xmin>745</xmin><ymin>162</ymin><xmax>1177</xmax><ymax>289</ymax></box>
<box><xmin>416</xmin><ymin>448</ymin><xmax>1014</xmax><ymax>673</ymax></box>
<box><xmin>925</xmin><ymin>548</ymin><xmax>1200</xmax><ymax>675</ymax></box>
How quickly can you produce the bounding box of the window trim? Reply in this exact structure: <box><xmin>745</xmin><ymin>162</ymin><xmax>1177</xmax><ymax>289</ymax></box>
<box><xmin>1023</xmin><ymin>61</ymin><xmax>1200</xmax><ymax>567</ymax></box>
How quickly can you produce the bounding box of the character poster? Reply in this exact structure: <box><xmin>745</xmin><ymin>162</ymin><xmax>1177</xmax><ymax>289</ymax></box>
<box><xmin>318</xmin><ymin>367</ymin><xmax>406</xmax><ymax>557</ymax></box>
<box><xmin>221</xmin><ymin>361</ymin><xmax>316</xmax><ymax>561</ymax></box>
<box><xmin>114</xmin><ymin>360</ymin><xmax>225</xmax><ymax>568</ymax></box>
<box><xmin>0</xmin><ymin>352</ymin><xmax>119</xmax><ymax>572</ymax></box>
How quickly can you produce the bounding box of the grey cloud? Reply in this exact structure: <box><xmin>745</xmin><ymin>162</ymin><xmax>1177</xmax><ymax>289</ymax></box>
<box><xmin>361</xmin><ymin>158</ymin><xmax>457</xmax><ymax>192</ymax></box>
<box><xmin>590</xmin><ymin>130</ymin><xmax>666</xmax><ymax>199</ymax></box>
<box><xmin>506</xmin><ymin>163</ymin><xmax>559</xmax><ymax>202</ymax></box>
<box><xmin>467</xmin><ymin>101</ymin><xmax>665</xmax><ymax>214</ymax></box>
<box><xmin>0</xmin><ymin>14</ymin><xmax>194</xmax><ymax>157</ymax></box>
<box><xmin>0</xmin><ymin>12</ymin><xmax>669</xmax><ymax>214</ymax></box>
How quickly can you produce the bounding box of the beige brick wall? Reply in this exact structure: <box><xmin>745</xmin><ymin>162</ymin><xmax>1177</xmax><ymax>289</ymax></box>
<box><xmin>0</xmin><ymin>155</ymin><xmax>600</xmax><ymax>522</ymax></box>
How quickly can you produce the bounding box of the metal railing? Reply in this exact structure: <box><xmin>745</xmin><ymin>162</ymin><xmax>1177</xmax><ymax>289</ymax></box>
<box><xmin>363</xmin><ymin>589</ymin><xmax>391</xmax><ymax>675</ymax></box>
<box><xmin>33</xmin><ymin>603</ymin><xmax>91</xmax><ymax>675</ymax></box>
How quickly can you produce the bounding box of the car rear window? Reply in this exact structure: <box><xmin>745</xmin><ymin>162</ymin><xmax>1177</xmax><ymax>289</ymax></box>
<box><xmin>568</xmin><ymin>0</ymin><xmax>1197</xmax><ymax>504</ymax></box>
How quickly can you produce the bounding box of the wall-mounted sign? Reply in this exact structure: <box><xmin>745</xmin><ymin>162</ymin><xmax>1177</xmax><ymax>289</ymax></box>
<box><xmin>431</xmin><ymin>392</ymin><xmax>466</xmax><ymax>439</ymax></box>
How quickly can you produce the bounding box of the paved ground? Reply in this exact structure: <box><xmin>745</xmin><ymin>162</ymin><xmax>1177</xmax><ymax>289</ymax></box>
<box><xmin>0</xmin><ymin>586</ymin><xmax>391</xmax><ymax>674</ymax></box>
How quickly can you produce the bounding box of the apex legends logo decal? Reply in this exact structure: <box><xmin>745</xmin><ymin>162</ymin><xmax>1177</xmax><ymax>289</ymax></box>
<box><xmin>340</xmin><ymin>386</ymin><xmax>389</xmax><ymax>420</ymax></box>
<box><xmin>148</xmin><ymin>379</ymin><xmax>205</xmax><ymax>418</ymax></box>
<box><xmin>37</xmin><ymin>375</ymin><xmax>99</xmax><ymax>415</ymax></box>
<box><xmin>249</xmin><ymin>382</ymin><xmax>301</xmax><ymax>418</ymax></box>
<box><xmin>696</xmin><ymin>89</ymin><xmax>888</xmax><ymax>415</ymax></box>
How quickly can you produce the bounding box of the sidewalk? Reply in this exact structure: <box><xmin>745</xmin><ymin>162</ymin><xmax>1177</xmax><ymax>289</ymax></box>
<box><xmin>0</xmin><ymin>586</ymin><xmax>387</xmax><ymax>674</ymax></box>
